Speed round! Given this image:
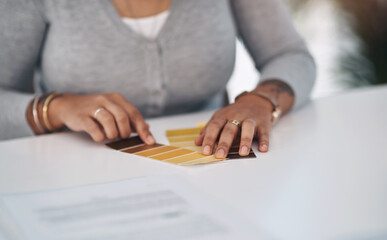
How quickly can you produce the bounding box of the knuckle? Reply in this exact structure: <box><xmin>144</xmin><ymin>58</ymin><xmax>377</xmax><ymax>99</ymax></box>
<box><xmin>222</xmin><ymin>127</ymin><xmax>235</xmax><ymax>136</ymax></box>
<box><xmin>93</xmin><ymin>134</ymin><xmax>104</xmax><ymax>142</ymax></box>
<box><xmin>203</xmin><ymin>136</ymin><xmax>216</xmax><ymax>145</ymax></box>
<box><xmin>259</xmin><ymin>133</ymin><xmax>269</xmax><ymax>141</ymax></box>
<box><xmin>258</xmin><ymin>124</ymin><xmax>268</xmax><ymax>132</ymax></box>
<box><xmin>107</xmin><ymin>130</ymin><xmax>118</xmax><ymax>139</ymax></box>
<box><xmin>110</xmin><ymin>92</ymin><xmax>125</xmax><ymax>101</ymax></box>
<box><xmin>132</xmin><ymin>114</ymin><xmax>145</xmax><ymax>126</ymax></box>
<box><xmin>136</xmin><ymin>121</ymin><xmax>148</xmax><ymax>131</ymax></box>
<box><xmin>217</xmin><ymin>142</ymin><xmax>230</xmax><ymax>149</ymax></box>
<box><xmin>255</xmin><ymin>119</ymin><xmax>265</xmax><ymax>126</ymax></box>
<box><xmin>259</xmin><ymin>129</ymin><xmax>269</xmax><ymax>136</ymax></box>
<box><xmin>241</xmin><ymin>137</ymin><xmax>253</xmax><ymax>144</ymax></box>
<box><xmin>208</xmin><ymin>121</ymin><xmax>222</xmax><ymax>129</ymax></box>
<box><xmin>85</xmin><ymin>123</ymin><xmax>99</xmax><ymax>133</ymax></box>
<box><xmin>95</xmin><ymin>95</ymin><xmax>107</xmax><ymax>104</ymax></box>
<box><xmin>199</xmin><ymin>129</ymin><xmax>205</xmax><ymax>135</ymax></box>
<box><xmin>110</xmin><ymin>92</ymin><xmax>121</xmax><ymax>98</ymax></box>
<box><xmin>259</xmin><ymin>133</ymin><xmax>269</xmax><ymax>140</ymax></box>
<box><xmin>244</xmin><ymin>118</ymin><xmax>256</xmax><ymax>126</ymax></box>
<box><xmin>100</xmin><ymin>113</ymin><xmax>114</xmax><ymax>122</ymax></box>
<box><xmin>115</xmin><ymin>113</ymin><xmax>128</xmax><ymax>123</ymax></box>
<box><xmin>211</xmin><ymin>112</ymin><xmax>220</xmax><ymax>120</ymax></box>
<box><xmin>135</xmin><ymin>115</ymin><xmax>145</xmax><ymax>124</ymax></box>
<box><xmin>128</xmin><ymin>108</ymin><xmax>139</xmax><ymax>118</ymax></box>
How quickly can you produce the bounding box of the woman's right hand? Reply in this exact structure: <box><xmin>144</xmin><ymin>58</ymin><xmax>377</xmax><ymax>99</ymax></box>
<box><xmin>48</xmin><ymin>93</ymin><xmax>155</xmax><ymax>144</ymax></box>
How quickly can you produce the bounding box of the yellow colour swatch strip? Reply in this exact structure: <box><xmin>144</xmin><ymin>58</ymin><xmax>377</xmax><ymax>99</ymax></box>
<box><xmin>169</xmin><ymin>141</ymin><xmax>198</xmax><ymax>147</ymax></box>
<box><xmin>168</xmin><ymin>135</ymin><xmax>198</xmax><ymax>143</ymax></box>
<box><xmin>150</xmin><ymin>149</ymin><xmax>195</xmax><ymax>161</ymax></box>
<box><xmin>134</xmin><ymin>146</ymin><xmax>178</xmax><ymax>157</ymax></box>
<box><xmin>177</xmin><ymin>146</ymin><xmax>204</xmax><ymax>152</ymax></box>
<box><xmin>163</xmin><ymin>152</ymin><xmax>208</xmax><ymax>164</ymax></box>
<box><xmin>165</xmin><ymin>127</ymin><xmax>203</xmax><ymax>137</ymax></box>
<box><xmin>121</xmin><ymin>144</ymin><xmax>162</xmax><ymax>154</ymax></box>
<box><xmin>179</xmin><ymin>156</ymin><xmax>223</xmax><ymax>166</ymax></box>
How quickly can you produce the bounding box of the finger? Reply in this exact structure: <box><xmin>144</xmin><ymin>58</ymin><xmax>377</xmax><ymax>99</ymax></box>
<box><xmin>194</xmin><ymin>127</ymin><xmax>206</xmax><ymax>146</ymax></box>
<box><xmin>256</xmin><ymin>122</ymin><xmax>271</xmax><ymax>152</ymax></box>
<box><xmin>130</xmin><ymin>110</ymin><xmax>155</xmax><ymax>145</ymax></box>
<box><xmin>239</xmin><ymin>118</ymin><xmax>255</xmax><ymax>156</ymax></box>
<box><xmin>82</xmin><ymin>117</ymin><xmax>105</xmax><ymax>142</ymax></box>
<box><xmin>110</xmin><ymin>94</ymin><xmax>155</xmax><ymax>145</ymax></box>
<box><xmin>92</xmin><ymin>108</ymin><xmax>119</xmax><ymax>140</ymax></box>
<box><xmin>201</xmin><ymin>118</ymin><xmax>226</xmax><ymax>155</ymax></box>
<box><xmin>104</xmin><ymin>102</ymin><xmax>131</xmax><ymax>139</ymax></box>
<box><xmin>215</xmin><ymin>121</ymin><xmax>240</xmax><ymax>158</ymax></box>
<box><xmin>195</xmin><ymin>114</ymin><xmax>219</xmax><ymax>146</ymax></box>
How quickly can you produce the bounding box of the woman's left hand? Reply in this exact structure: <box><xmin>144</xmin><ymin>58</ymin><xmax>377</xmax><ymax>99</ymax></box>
<box><xmin>195</xmin><ymin>95</ymin><xmax>273</xmax><ymax>158</ymax></box>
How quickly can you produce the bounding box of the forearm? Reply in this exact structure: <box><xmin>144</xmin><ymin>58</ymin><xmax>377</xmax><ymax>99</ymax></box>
<box><xmin>231</xmin><ymin>0</ymin><xmax>316</xmax><ymax>108</ymax></box>
<box><xmin>0</xmin><ymin>0</ymin><xmax>48</xmax><ymax>140</ymax></box>
<box><xmin>0</xmin><ymin>89</ymin><xmax>34</xmax><ymax>140</ymax></box>
<box><xmin>258</xmin><ymin>51</ymin><xmax>316</xmax><ymax>109</ymax></box>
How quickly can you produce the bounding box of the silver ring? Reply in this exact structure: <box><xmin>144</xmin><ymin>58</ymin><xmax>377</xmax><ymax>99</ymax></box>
<box><xmin>228</xmin><ymin>119</ymin><xmax>241</xmax><ymax>127</ymax></box>
<box><xmin>94</xmin><ymin>107</ymin><xmax>105</xmax><ymax>118</ymax></box>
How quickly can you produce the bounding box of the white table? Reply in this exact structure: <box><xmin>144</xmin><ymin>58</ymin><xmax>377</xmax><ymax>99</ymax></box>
<box><xmin>1</xmin><ymin>85</ymin><xmax>387</xmax><ymax>240</ymax></box>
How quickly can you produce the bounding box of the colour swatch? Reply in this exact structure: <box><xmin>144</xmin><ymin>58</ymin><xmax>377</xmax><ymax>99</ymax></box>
<box><xmin>106</xmin><ymin>136</ymin><xmax>224</xmax><ymax>166</ymax></box>
<box><xmin>166</xmin><ymin>127</ymin><xmax>256</xmax><ymax>159</ymax></box>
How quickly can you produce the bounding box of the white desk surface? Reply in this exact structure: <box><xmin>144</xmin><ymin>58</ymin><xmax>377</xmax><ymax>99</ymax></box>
<box><xmin>1</xmin><ymin>85</ymin><xmax>387</xmax><ymax>240</ymax></box>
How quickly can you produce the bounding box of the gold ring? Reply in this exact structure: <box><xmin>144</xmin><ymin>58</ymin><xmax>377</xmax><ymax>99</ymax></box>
<box><xmin>94</xmin><ymin>108</ymin><xmax>105</xmax><ymax>118</ymax></box>
<box><xmin>228</xmin><ymin>119</ymin><xmax>241</xmax><ymax>127</ymax></box>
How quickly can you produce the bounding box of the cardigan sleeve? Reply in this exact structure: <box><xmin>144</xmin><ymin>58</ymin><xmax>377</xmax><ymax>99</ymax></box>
<box><xmin>0</xmin><ymin>0</ymin><xmax>47</xmax><ymax>140</ymax></box>
<box><xmin>230</xmin><ymin>0</ymin><xmax>317</xmax><ymax>109</ymax></box>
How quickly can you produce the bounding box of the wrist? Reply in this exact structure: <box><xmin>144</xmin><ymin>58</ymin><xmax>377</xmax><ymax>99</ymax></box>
<box><xmin>26</xmin><ymin>93</ymin><xmax>66</xmax><ymax>135</ymax></box>
<box><xmin>235</xmin><ymin>93</ymin><xmax>273</xmax><ymax>111</ymax></box>
<box><xmin>47</xmin><ymin>94</ymin><xmax>65</xmax><ymax>130</ymax></box>
<box><xmin>235</xmin><ymin>91</ymin><xmax>282</xmax><ymax>124</ymax></box>
<box><xmin>26</xmin><ymin>98</ymin><xmax>43</xmax><ymax>135</ymax></box>
<box><xmin>255</xmin><ymin>79</ymin><xmax>295</xmax><ymax>114</ymax></box>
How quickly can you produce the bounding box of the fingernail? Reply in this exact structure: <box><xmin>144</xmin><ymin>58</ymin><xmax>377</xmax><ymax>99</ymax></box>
<box><xmin>240</xmin><ymin>146</ymin><xmax>249</xmax><ymax>156</ymax></box>
<box><xmin>261</xmin><ymin>144</ymin><xmax>268</xmax><ymax>151</ymax></box>
<box><xmin>215</xmin><ymin>149</ymin><xmax>226</xmax><ymax>158</ymax></box>
<box><xmin>147</xmin><ymin>135</ymin><xmax>155</xmax><ymax>145</ymax></box>
<box><xmin>203</xmin><ymin>145</ymin><xmax>211</xmax><ymax>155</ymax></box>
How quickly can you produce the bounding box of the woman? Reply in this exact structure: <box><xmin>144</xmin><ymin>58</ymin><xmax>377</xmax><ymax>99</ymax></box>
<box><xmin>0</xmin><ymin>0</ymin><xmax>315</xmax><ymax>158</ymax></box>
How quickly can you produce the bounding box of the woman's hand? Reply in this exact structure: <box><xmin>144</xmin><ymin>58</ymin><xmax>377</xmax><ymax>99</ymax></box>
<box><xmin>195</xmin><ymin>95</ymin><xmax>273</xmax><ymax>158</ymax></box>
<box><xmin>195</xmin><ymin>80</ymin><xmax>295</xmax><ymax>158</ymax></box>
<box><xmin>48</xmin><ymin>93</ymin><xmax>155</xmax><ymax>144</ymax></box>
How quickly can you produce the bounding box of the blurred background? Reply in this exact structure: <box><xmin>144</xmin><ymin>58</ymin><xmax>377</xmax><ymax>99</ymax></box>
<box><xmin>227</xmin><ymin>0</ymin><xmax>387</xmax><ymax>101</ymax></box>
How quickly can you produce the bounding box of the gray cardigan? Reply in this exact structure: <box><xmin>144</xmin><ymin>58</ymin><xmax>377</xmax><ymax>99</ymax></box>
<box><xmin>0</xmin><ymin>0</ymin><xmax>316</xmax><ymax>140</ymax></box>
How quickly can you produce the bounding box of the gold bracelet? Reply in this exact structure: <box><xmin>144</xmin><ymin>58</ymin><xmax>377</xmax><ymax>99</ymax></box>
<box><xmin>32</xmin><ymin>95</ymin><xmax>46</xmax><ymax>134</ymax></box>
<box><xmin>42</xmin><ymin>92</ymin><xmax>62</xmax><ymax>132</ymax></box>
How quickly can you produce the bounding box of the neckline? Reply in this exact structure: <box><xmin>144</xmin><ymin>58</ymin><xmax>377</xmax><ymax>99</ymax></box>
<box><xmin>122</xmin><ymin>10</ymin><xmax>170</xmax><ymax>21</ymax></box>
<box><xmin>100</xmin><ymin>0</ymin><xmax>177</xmax><ymax>43</ymax></box>
<box><xmin>122</xmin><ymin>11</ymin><xmax>170</xmax><ymax>40</ymax></box>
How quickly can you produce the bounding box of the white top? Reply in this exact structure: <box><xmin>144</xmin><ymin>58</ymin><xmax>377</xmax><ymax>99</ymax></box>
<box><xmin>122</xmin><ymin>10</ymin><xmax>170</xmax><ymax>39</ymax></box>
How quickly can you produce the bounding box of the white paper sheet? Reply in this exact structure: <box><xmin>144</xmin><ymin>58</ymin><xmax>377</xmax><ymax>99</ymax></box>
<box><xmin>0</xmin><ymin>177</ymin><xmax>269</xmax><ymax>240</ymax></box>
